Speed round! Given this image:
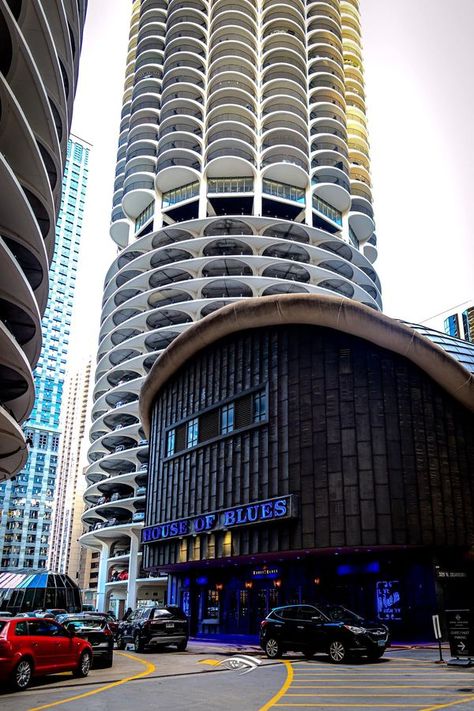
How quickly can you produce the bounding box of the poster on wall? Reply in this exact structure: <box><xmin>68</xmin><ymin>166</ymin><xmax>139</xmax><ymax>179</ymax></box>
<box><xmin>376</xmin><ymin>580</ymin><xmax>402</xmax><ymax>621</ymax></box>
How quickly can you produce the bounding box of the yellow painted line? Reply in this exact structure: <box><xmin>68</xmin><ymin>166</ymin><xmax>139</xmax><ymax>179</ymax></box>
<box><xmin>285</xmin><ymin>692</ymin><xmax>458</xmax><ymax>699</ymax></box>
<box><xmin>290</xmin><ymin>686</ymin><xmax>464</xmax><ymax>690</ymax></box>
<box><xmin>275</xmin><ymin>705</ymin><xmax>430</xmax><ymax>708</ymax></box>
<box><xmin>258</xmin><ymin>660</ymin><xmax>294</xmax><ymax>711</ymax></box>
<box><xmin>420</xmin><ymin>694</ymin><xmax>474</xmax><ymax>711</ymax></box>
<box><xmin>28</xmin><ymin>651</ymin><xmax>156</xmax><ymax>711</ymax></box>
<box><xmin>198</xmin><ymin>659</ymin><xmax>221</xmax><ymax>667</ymax></box>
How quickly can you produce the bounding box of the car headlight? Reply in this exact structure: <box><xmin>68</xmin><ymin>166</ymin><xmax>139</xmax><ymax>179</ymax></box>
<box><xmin>344</xmin><ymin>625</ymin><xmax>367</xmax><ymax>634</ymax></box>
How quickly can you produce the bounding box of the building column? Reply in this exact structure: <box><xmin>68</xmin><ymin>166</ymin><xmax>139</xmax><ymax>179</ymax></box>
<box><xmin>305</xmin><ymin>184</ymin><xmax>313</xmax><ymax>226</ymax></box>
<box><xmin>126</xmin><ymin>530</ymin><xmax>140</xmax><ymax>610</ymax></box>
<box><xmin>95</xmin><ymin>541</ymin><xmax>111</xmax><ymax>612</ymax></box>
<box><xmin>198</xmin><ymin>176</ymin><xmax>207</xmax><ymax>220</ymax></box>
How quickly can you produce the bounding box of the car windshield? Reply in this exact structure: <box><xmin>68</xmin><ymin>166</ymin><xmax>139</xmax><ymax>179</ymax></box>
<box><xmin>316</xmin><ymin>604</ymin><xmax>363</xmax><ymax>623</ymax></box>
<box><xmin>0</xmin><ymin>621</ymin><xmax>7</xmax><ymax>631</ymax></box>
<box><xmin>66</xmin><ymin>619</ymin><xmax>105</xmax><ymax>630</ymax></box>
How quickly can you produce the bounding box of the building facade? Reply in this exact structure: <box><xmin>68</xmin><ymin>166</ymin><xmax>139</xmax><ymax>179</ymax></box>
<box><xmin>422</xmin><ymin>301</ymin><xmax>474</xmax><ymax>344</ymax></box>
<box><xmin>139</xmin><ymin>295</ymin><xmax>474</xmax><ymax>640</ymax></box>
<box><xmin>82</xmin><ymin>0</ymin><xmax>383</xmax><ymax>614</ymax></box>
<box><xmin>0</xmin><ymin>136</ymin><xmax>90</xmax><ymax>571</ymax></box>
<box><xmin>49</xmin><ymin>358</ymin><xmax>93</xmax><ymax>579</ymax></box>
<box><xmin>0</xmin><ymin>0</ymin><xmax>87</xmax><ymax>481</ymax></box>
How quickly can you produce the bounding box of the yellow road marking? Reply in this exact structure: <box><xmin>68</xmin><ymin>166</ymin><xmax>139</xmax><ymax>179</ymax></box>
<box><xmin>28</xmin><ymin>651</ymin><xmax>155</xmax><ymax>711</ymax></box>
<box><xmin>198</xmin><ymin>659</ymin><xmax>221</xmax><ymax>667</ymax></box>
<box><xmin>285</xmin><ymin>694</ymin><xmax>461</xmax><ymax>698</ymax></box>
<box><xmin>275</xmin><ymin>705</ymin><xmax>434</xmax><ymax>708</ymax></box>
<box><xmin>258</xmin><ymin>660</ymin><xmax>294</xmax><ymax>711</ymax></box>
<box><xmin>288</xmin><ymin>681</ymin><xmax>459</xmax><ymax>689</ymax></box>
<box><xmin>420</xmin><ymin>694</ymin><xmax>474</xmax><ymax>711</ymax></box>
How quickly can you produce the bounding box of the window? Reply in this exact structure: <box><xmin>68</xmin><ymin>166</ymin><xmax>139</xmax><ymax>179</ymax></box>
<box><xmin>38</xmin><ymin>433</ymin><xmax>48</xmax><ymax>449</ymax></box>
<box><xmin>253</xmin><ymin>390</ymin><xmax>267</xmax><ymax>422</ymax></box>
<box><xmin>166</xmin><ymin>429</ymin><xmax>176</xmax><ymax>457</ymax></box>
<box><xmin>15</xmin><ymin>622</ymin><xmax>28</xmax><ymax>636</ymax></box>
<box><xmin>187</xmin><ymin>418</ymin><xmax>199</xmax><ymax>448</ymax></box>
<box><xmin>220</xmin><ymin>403</ymin><xmax>234</xmax><ymax>435</ymax></box>
<box><xmin>28</xmin><ymin>620</ymin><xmax>66</xmax><ymax>637</ymax></box>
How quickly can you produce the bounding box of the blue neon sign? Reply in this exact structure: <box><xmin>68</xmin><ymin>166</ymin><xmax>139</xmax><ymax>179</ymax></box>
<box><xmin>141</xmin><ymin>495</ymin><xmax>296</xmax><ymax>545</ymax></box>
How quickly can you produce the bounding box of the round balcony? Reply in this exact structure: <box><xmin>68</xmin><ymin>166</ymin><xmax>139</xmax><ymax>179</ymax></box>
<box><xmin>262</xmin><ymin>113</ymin><xmax>308</xmax><ymax>141</ymax></box>
<box><xmin>208</xmin><ymin>39</ymin><xmax>257</xmax><ymax>68</ymax></box>
<box><xmin>261</xmin><ymin>151</ymin><xmax>309</xmax><ymax>188</ymax></box>
<box><xmin>155</xmin><ymin>150</ymin><xmax>202</xmax><ymax>192</ymax></box>
<box><xmin>206</xmin><ymin>144</ymin><xmax>257</xmax><ymax>179</ymax></box>
<box><xmin>210</xmin><ymin>11</ymin><xmax>256</xmax><ymax>38</ymax></box>
<box><xmin>307</xmin><ymin>1</ymin><xmax>340</xmax><ymax>23</ymax></box>
<box><xmin>308</xmin><ymin>41</ymin><xmax>343</xmax><ymax>69</ymax></box>
<box><xmin>212</xmin><ymin>0</ymin><xmax>256</xmax><ymax>22</ymax></box>
<box><xmin>312</xmin><ymin>169</ymin><xmax>351</xmax><ymax>212</ymax></box>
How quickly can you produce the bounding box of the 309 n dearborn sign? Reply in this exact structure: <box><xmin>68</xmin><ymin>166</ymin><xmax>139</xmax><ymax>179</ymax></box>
<box><xmin>141</xmin><ymin>495</ymin><xmax>297</xmax><ymax>545</ymax></box>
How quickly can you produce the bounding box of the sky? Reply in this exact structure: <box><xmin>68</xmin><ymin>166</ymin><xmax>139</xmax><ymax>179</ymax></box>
<box><xmin>68</xmin><ymin>0</ymin><xmax>474</xmax><ymax>366</ymax></box>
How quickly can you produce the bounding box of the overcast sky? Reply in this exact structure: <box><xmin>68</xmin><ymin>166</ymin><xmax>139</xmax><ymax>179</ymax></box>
<box><xmin>68</xmin><ymin>0</ymin><xmax>474</xmax><ymax>366</ymax></box>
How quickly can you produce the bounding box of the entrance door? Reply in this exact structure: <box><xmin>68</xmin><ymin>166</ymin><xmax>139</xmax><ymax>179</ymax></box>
<box><xmin>225</xmin><ymin>590</ymin><xmax>250</xmax><ymax>634</ymax></box>
<box><xmin>252</xmin><ymin>588</ymin><xmax>281</xmax><ymax>633</ymax></box>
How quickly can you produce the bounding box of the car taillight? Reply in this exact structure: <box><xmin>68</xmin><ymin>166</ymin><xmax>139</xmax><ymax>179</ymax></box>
<box><xmin>260</xmin><ymin>620</ymin><xmax>269</xmax><ymax>629</ymax></box>
<box><xmin>103</xmin><ymin>626</ymin><xmax>113</xmax><ymax>636</ymax></box>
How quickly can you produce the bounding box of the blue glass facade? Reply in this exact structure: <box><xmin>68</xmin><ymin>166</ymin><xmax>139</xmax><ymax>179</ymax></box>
<box><xmin>0</xmin><ymin>136</ymin><xmax>90</xmax><ymax>571</ymax></box>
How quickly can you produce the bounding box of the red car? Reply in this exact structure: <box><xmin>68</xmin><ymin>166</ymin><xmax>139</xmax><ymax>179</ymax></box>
<box><xmin>0</xmin><ymin>616</ymin><xmax>93</xmax><ymax>690</ymax></box>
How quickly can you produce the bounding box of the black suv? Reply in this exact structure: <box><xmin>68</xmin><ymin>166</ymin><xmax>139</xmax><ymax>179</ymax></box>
<box><xmin>260</xmin><ymin>603</ymin><xmax>389</xmax><ymax>663</ymax></box>
<box><xmin>116</xmin><ymin>606</ymin><xmax>188</xmax><ymax>653</ymax></box>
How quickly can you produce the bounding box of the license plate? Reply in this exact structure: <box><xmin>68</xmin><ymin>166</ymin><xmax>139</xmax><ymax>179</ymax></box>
<box><xmin>166</xmin><ymin>623</ymin><xmax>174</xmax><ymax>629</ymax></box>
<box><xmin>377</xmin><ymin>640</ymin><xmax>385</xmax><ymax>647</ymax></box>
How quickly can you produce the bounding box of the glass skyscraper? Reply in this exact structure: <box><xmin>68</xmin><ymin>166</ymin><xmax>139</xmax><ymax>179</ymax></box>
<box><xmin>0</xmin><ymin>136</ymin><xmax>90</xmax><ymax>572</ymax></box>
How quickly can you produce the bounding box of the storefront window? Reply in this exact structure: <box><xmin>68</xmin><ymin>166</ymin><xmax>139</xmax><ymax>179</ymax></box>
<box><xmin>205</xmin><ymin>590</ymin><xmax>219</xmax><ymax>619</ymax></box>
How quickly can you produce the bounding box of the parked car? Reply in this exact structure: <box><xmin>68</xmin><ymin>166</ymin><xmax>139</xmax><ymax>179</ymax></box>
<box><xmin>59</xmin><ymin>614</ymin><xmax>114</xmax><ymax>667</ymax></box>
<box><xmin>0</xmin><ymin>616</ymin><xmax>92</xmax><ymax>690</ymax></box>
<box><xmin>57</xmin><ymin>612</ymin><xmax>118</xmax><ymax>640</ymax></box>
<box><xmin>260</xmin><ymin>603</ymin><xmax>389</xmax><ymax>663</ymax></box>
<box><xmin>116</xmin><ymin>606</ymin><xmax>188</xmax><ymax>653</ymax></box>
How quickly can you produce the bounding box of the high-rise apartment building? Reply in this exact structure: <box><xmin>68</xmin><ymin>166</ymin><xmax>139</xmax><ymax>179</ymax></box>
<box><xmin>81</xmin><ymin>0</ymin><xmax>383</xmax><ymax>613</ymax></box>
<box><xmin>0</xmin><ymin>136</ymin><xmax>90</xmax><ymax>571</ymax></box>
<box><xmin>49</xmin><ymin>358</ymin><xmax>93</xmax><ymax>579</ymax></box>
<box><xmin>0</xmin><ymin>1</ymin><xmax>87</xmax><ymax>481</ymax></box>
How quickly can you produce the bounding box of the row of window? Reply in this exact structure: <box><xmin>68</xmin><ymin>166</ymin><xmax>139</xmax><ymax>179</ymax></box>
<box><xmin>166</xmin><ymin>388</ymin><xmax>267</xmax><ymax>457</ymax></box>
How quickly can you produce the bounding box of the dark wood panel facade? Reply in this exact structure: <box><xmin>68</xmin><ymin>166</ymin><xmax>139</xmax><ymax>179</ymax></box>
<box><xmin>143</xmin><ymin>324</ymin><xmax>474</xmax><ymax>572</ymax></box>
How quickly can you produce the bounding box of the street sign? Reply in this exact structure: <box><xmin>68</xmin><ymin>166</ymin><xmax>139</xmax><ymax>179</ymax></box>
<box><xmin>445</xmin><ymin>610</ymin><xmax>474</xmax><ymax>658</ymax></box>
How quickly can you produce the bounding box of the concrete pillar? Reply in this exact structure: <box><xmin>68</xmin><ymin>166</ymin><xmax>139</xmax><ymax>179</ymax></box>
<box><xmin>96</xmin><ymin>541</ymin><xmax>111</xmax><ymax>613</ymax></box>
<box><xmin>305</xmin><ymin>184</ymin><xmax>313</xmax><ymax>226</ymax></box>
<box><xmin>198</xmin><ymin>175</ymin><xmax>207</xmax><ymax>220</ymax></box>
<box><xmin>126</xmin><ymin>530</ymin><xmax>140</xmax><ymax>610</ymax></box>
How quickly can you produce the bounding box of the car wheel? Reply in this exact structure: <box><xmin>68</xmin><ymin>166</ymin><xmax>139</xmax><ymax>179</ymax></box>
<box><xmin>100</xmin><ymin>655</ymin><xmax>114</xmax><ymax>668</ymax></box>
<box><xmin>176</xmin><ymin>639</ymin><xmax>187</xmax><ymax>652</ymax></box>
<box><xmin>74</xmin><ymin>650</ymin><xmax>92</xmax><ymax>677</ymax></box>
<box><xmin>116</xmin><ymin>635</ymin><xmax>126</xmax><ymax>650</ymax></box>
<box><xmin>367</xmin><ymin>648</ymin><xmax>385</xmax><ymax>661</ymax></box>
<box><xmin>328</xmin><ymin>639</ymin><xmax>347</xmax><ymax>663</ymax></box>
<box><xmin>265</xmin><ymin>637</ymin><xmax>282</xmax><ymax>659</ymax></box>
<box><xmin>11</xmin><ymin>658</ymin><xmax>33</xmax><ymax>691</ymax></box>
<box><xmin>134</xmin><ymin>633</ymin><xmax>145</xmax><ymax>653</ymax></box>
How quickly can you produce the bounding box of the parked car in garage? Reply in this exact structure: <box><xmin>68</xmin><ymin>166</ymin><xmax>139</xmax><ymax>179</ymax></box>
<box><xmin>260</xmin><ymin>603</ymin><xmax>389</xmax><ymax>663</ymax></box>
<box><xmin>0</xmin><ymin>616</ymin><xmax>92</xmax><ymax>690</ymax></box>
<box><xmin>116</xmin><ymin>606</ymin><xmax>188</xmax><ymax>652</ymax></box>
<box><xmin>59</xmin><ymin>614</ymin><xmax>114</xmax><ymax>667</ymax></box>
